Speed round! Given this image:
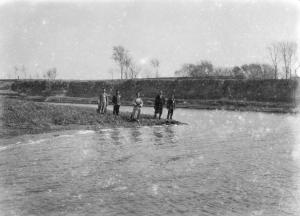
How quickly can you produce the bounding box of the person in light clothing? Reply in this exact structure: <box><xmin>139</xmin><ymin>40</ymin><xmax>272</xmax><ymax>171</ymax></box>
<box><xmin>97</xmin><ymin>88</ymin><xmax>108</xmax><ymax>114</ymax></box>
<box><xmin>130</xmin><ymin>91</ymin><xmax>143</xmax><ymax>121</ymax></box>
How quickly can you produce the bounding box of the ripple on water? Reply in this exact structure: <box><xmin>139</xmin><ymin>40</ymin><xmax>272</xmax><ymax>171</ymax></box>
<box><xmin>0</xmin><ymin>138</ymin><xmax>49</xmax><ymax>152</ymax></box>
<box><xmin>0</xmin><ymin>110</ymin><xmax>299</xmax><ymax>216</ymax></box>
<box><xmin>77</xmin><ymin>130</ymin><xmax>95</xmax><ymax>135</ymax></box>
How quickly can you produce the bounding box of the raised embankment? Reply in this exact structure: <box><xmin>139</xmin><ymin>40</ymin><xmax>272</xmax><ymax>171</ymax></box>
<box><xmin>6</xmin><ymin>78</ymin><xmax>300</xmax><ymax>112</ymax></box>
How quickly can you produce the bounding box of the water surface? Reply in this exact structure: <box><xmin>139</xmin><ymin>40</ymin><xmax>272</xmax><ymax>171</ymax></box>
<box><xmin>0</xmin><ymin>107</ymin><xmax>300</xmax><ymax>216</ymax></box>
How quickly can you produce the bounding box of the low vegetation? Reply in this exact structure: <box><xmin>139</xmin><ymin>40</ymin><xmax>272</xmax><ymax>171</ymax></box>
<box><xmin>2</xmin><ymin>98</ymin><xmax>181</xmax><ymax>137</ymax></box>
<box><xmin>11</xmin><ymin>78</ymin><xmax>298</xmax><ymax>103</ymax></box>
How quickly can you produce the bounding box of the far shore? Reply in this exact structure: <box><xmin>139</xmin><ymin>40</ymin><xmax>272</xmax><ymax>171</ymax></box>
<box><xmin>1</xmin><ymin>78</ymin><xmax>299</xmax><ymax>114</ymax></box>
<box><xmin>10</xmin><ymin>94</ymin><xmax>298</xmax><ymax>114</ymax></box>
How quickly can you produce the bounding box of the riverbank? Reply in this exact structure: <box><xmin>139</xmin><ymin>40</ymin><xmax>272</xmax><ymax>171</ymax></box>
<box><xmin>10</xmin><ymin>78</ymin><xmax>299</xmax><ymax>103</ymax></box>
<box><xmin>1</xmin><ymin>98</ymin><xmax>182</xmax><ymax>137</ymax></box>
<box><xmin>15</xmin><ymin>95</ymin><xmax>298</xmax><ymax>114</ymax></box>
<box><xmin>1</xmin><ymin>78</ymin><xmax>299</xmax><ymax>114</ymax></box>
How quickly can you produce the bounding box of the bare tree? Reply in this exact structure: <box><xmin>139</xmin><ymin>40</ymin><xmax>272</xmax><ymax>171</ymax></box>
<box><xmin>260</xmin><ymin>64</ymin><xmax>276</xmax><ymax>79</ymax></box>
<box><xmin>241</xmin><ymin>63</ymin><xmax>275</xmax><ymax>79</ymax></box>
<box><xmin>123</xmin><ymin>55</ymin><xmax>132</xmax><ymax>79</ymax></box>
<box><xmin>46</xmin><ymin>68</ymin><xmax>57</xmax><ymax>80</ymax></box>
<box><xmin>108</xmin><ymin>68</ymin><xmax>115</xmax><ymax>80</ymax></box>
<box><xmin>214</xmin><ymin>66</ymin><xmax>232</xmax><ymax>77</ymax></box>
<box><xmin>278</xmin><ymin>41</ymin><xmax>297</xmax><ymax>79</ymax></box>
<box><xmin>14</xmin><ymin>66</ymin><xmax>19</xmax><ymax>79</ymax></box>
<box><xmin>174</xmin><ymin>64</ymin><xmax>199</xmax><ymax>77</ymax></box>
<box><xmin>128</xmin><ymin>62</ymin><xmax>141</xmax><ymax>79</ymax></box>
<box><xmin>232</xmin><ymin>66</ymin><xmax>246</xmax><ymax>79</ymax></box>
<box><xmin>21</xmin><ymin>65</ymin><xmax>26</xmax><ymax>79</ymax></box>
<box><xmin>294</xmin><ymin>61</ymin><xmax>300</xmax><ymax>78</ymax></box>
<box><xmin>150</xmin><ymin>58</ymin><xmax>160</xmax><ymax>78</ymax></box>
<box><xmin>195</xmin><ymin>60</ymin><xmax>213</xmax><ymax>76</ymax></box>
<box><xmin>112</xmin><ymin>46</ymin><xmax>131</xmax><ymax>79</ymax></box>
<box><xmin>175</xmin><ymin>61</ymin><xmax>213</xmax><ymax>77</ymax></box>
<box><xmin>267</xmin><ymin>43</ymin><xmax>280</xmax><ymax>79</ymax></box>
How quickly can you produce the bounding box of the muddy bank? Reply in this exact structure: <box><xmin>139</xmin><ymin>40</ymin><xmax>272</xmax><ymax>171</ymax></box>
<box><xmin>1</xmin><ymin>98</ymin><xmax>182</xmax><ymax>137</ymax></box>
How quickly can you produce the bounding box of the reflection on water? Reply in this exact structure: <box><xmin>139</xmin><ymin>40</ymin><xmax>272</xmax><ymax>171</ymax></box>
<box><xmin>151</xmin><ymin>126</ymin><xmax>177</xmax><ymax>147</ymax></box>
<box><xmin>0</xmin><ymin>108</ymin><xmax>300</xmax><ymax>216</ymax></box>
<box><xmin>129</xmin><ymin>128</ymin><xmax>142</xmax><ymax>143</ymax></box>
<box><xmin>164</xmin><ymin>126</ymin><xmax>177</xmax><ymax>145</ymax></box>
<box><xmin>110</xmin><ymin>128</ymin><xmax>121</xmax><ymax>145</ymax></box>
<box><xmin>153</xmin><ymin>126</ymin><xmax>164</xmax><ymax>145</ymax></box>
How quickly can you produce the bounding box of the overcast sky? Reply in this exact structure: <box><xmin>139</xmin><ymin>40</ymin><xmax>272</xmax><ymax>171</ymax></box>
<box><xmin>0</xmin><ymin>0</ymin><xmax>299</xmax><ymax>79</ymax></box>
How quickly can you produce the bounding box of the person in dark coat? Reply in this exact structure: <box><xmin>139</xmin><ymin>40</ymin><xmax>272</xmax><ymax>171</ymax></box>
<box><xmin>167</xmin><ymin>94</ymin><xmax>176</xmax><ymax>120</ymax></box>
<box><xmin>112</xmin><ymin>90</ymin><xmax>121</xmax><ymax>116</ymax></box>
<box><xmin>154</xmin><ymin>90</ymin><xmax>165</xmax><ymax>119</ymax></box>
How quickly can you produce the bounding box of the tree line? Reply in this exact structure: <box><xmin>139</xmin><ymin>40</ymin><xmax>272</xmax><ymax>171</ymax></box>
<box><xmin>174</xmin><ymin>41</ymin><xmax>298</xmax><ymax>79</ymax></box>
<box><xmin>11</xmin><ymin>66</ymin><xmax>57</xmax><ymax>80</ymax></box>
<box><xmin>9</xmin><ymin>41</ymin><xmax>297</xmax><ymax>80</ymax></box>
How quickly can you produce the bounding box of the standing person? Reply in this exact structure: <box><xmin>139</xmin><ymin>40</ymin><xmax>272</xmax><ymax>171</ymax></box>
<box><xmin>112</xmin><ymin>89</ymin><xmax>121</xmax><ymax>116</ymax></box>
<box><xmin>154</xmin><ymin>90</ymin><xmax>165</xmax><ymax>119</ymax></box>
<box><xmin>167</xmin><ymin>94</ymin><xmax>176</xmax><ymax>120</ymax></box>
<box><xmin>98</xmin><ymin>88</ymin><xmax>108</xmax><ymax>114</ymax></box>
<box><xmin>131</xmin><ymin>91</ymin><xmax>143</xmax><ymax>121</ymax></box>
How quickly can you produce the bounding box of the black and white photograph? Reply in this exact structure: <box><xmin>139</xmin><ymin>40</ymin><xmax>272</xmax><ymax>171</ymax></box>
<box><xmin>0</xmin><ymin>0</ymin><xmax>299</xmax><ymax>215</ymax></box>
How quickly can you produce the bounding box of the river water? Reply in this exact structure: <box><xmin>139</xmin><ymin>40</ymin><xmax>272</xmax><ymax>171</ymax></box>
<box><xmin>0</xmin><ymin>105</ymin><xmax>300</xmax><ymax>216</ymax></box>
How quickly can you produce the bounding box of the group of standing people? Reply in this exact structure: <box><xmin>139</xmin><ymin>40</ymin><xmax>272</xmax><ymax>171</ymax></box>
<box><xmin>154</xmin><ymin>90</ymin><xmax>176</xmax><ymax>120</ymax></box>
<box><xmin>96</xmin><ymin>88</ymin><xmax>121</xmax><ymax>115</ymax></box>
<box><xmin>97</xmin><ymin>88</ymin><xmax>176</xmax><ymax>121</ymax></box>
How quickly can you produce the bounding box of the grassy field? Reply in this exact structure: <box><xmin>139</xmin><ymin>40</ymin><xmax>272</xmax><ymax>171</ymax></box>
<box><xmin>1</xmin><ymin>98</ymin><xmax>181</xmax><ymax>137</ymax></box>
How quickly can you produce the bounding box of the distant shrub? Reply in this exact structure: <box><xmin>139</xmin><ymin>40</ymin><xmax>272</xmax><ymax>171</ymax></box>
<box><xmin>11</xmin><ymin>78</ymin><xmax>298</xmax><ymax>103</ymax></box>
